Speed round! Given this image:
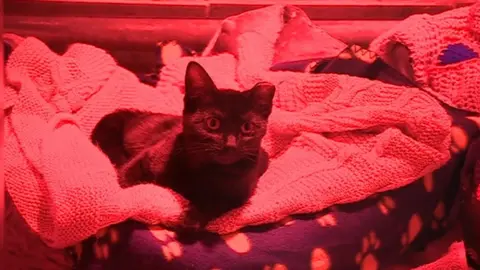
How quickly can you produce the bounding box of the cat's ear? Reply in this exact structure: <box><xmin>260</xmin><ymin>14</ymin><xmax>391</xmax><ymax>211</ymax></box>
<box><xmin>251</xmin><ymin>82</ymin><xmax>276</xmax><ymax>117</ymax></box>
<box><xmin>184</xmin><ymin>61</ymin><xmax>216</xmax><ymax>98</ymax></box>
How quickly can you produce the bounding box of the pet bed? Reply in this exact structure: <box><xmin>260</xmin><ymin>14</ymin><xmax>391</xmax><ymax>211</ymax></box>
<box><xmin>5</xmin><ymin>4</ymin><xmax>480</xmax><ymax>270</ymax></box>
<box><xmin>78</xmin><ymin>149</ymin><xmax>468</xmax><ymax>270</ymax></box>
<box><xmin>75</xmin><ymin>43</ymin><xmax>479</xmax><ymax>270</ymax></box>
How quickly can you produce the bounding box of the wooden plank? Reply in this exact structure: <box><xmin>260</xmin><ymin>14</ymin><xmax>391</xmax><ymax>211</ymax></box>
<box><xmin>207</xmin><ymin>0</ymin><xmax>474</xmax><ymax>3</ymax></box>
<box><xmin>208</xmin><ymin>1</ymin><xmax>476</xmax><ymax>20</ymax></box>
<box><xmin>207</xmin><ymin>0</ymin><xmax>477</xmax><ymax>6</ymax></box>
<box><xmin>35</xmin><ymin>0</ymin><xmax>205</xmax><ymax>3</ymax></box>
<box><xmin>5</xmin><ymin>0</ymin><xmax>477</xmax><ymax>20</ymax></box>
<box><xmin>4</xmin><ymin>16</ymin><xmax>399</xmax><ymax>50</ymax></box>
<box><xmin>38</xmin><ymin>0</ymin><xmax>206</xmax><ymax>3</ymax></box>
<box><xmin>4</xmin><ymin>0</ymin><xmax>209</xmax><ymax>18</ymax></box>
<box><xmin>31</xmin><ymin>0</ymin><xmax>477</xmax><ymax>5</ymax></box>
<box><xmin>4</xmin><ymin>17</ymin><xmax>218</xmax><ymax>52</ymax></box>
<box><xmin>6</xmin><ymin>0</ymin><xmax>475</xmax><ymax>71</ymax></box>
<box><xmin>4</xmin><ymin>16</ymin><xmax>218</xmax><ymax>72</ymax></box>
<box><xmin>4</xmin><ymin>15</ymin><xmax>402</xmax><ymax>72</ymax></box>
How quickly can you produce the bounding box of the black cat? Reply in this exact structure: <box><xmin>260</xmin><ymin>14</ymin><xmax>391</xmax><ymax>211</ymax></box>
<box><xmin>91</xmin><ymin>61</ymin><xmax>275</xmax><ymax>223</ymax></box>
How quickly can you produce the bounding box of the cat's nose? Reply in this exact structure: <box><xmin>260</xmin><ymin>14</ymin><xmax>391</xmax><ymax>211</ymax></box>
<box><xmin>225</xmin><ymin>135</ymin><xmax>237</xmax><ymax>148</ymax></box>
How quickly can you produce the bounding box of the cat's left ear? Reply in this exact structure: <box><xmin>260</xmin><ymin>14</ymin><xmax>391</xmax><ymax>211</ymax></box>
<box><xmin>184</xmin><ymin>61</ymin><xmax>217</xmax><ymax>99</ymax></box>
<box><xmin>251</xmin><ymin>82</ymin><xmax>276</xmax><ymax>117</ymax></box>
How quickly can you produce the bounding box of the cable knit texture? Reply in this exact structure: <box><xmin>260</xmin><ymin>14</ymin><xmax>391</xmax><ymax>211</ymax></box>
<box><xmin>5</xmin><ymin>5</ymin><xmax>452</xmax><ymax>248</ymax></box>
<box><xmin>370</xmin><ymin>2</ymin><xmax>480</xmax><ymax>113</ymax></box>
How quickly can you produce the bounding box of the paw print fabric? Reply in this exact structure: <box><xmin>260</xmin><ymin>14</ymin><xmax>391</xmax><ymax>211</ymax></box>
<box><xmin>75</xmin><ymin>108</ymin><xmax>478</xmax><ymax>270</ymax></box>
<box><xmin>459</xmin><ymin>128</ymin><xmax>480</xmax><ymax>269</ymax></box>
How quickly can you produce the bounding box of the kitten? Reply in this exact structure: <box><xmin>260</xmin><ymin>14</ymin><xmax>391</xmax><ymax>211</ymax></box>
<box><xmin>91</xmin><ymin>61</ymin><xmax>275</xmax><ymax>223</ymax></box>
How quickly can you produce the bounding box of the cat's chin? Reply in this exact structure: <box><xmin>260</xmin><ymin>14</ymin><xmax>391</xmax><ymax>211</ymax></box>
<box><xmin>213</xmin><ymin>155</ymin><xmax>242</xmax><ymax>165</ymax></box>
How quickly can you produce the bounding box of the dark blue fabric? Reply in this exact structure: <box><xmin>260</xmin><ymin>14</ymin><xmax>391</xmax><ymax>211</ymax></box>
<box><xmin>438</xmin><ymin>43</ymin><xmax>479</xmax><ymax>65</ymax></box>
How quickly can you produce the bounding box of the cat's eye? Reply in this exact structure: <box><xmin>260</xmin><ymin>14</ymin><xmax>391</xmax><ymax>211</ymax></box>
<box><xmin>241</xmin><ymin>122</ymin><xmax>253</xmax><ymax>133</ymax></box>
<box><xmin>205</xmin><ymin>117</ymin><xmax>221</xmax><ymax>130</ymax></box>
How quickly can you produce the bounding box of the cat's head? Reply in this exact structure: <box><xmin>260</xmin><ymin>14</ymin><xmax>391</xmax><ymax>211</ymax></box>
<box><xmin>182</xmin><ymin>61</ymin><xmax>275</xmax><ymax>165</ymax></box>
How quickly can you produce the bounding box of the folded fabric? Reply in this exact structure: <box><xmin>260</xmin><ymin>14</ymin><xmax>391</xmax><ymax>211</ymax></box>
<box><xmin>413</xmin><ymin>242</ymin><xmax>468</xmax><ymax>270</ymax></box>
<box><xmin>5</xmin><ymin>5</ymin><xmax>451</xmax><ymax>249</ymax></box>
<box><xmin>370</xmin><ymin>2</ymin><xmax>480</xmax><ymax>113</ymax></box>
<box><xmin>5</xmin><ymin>38</ymin><xmax>188</xmax><ymax>248</ymax></box>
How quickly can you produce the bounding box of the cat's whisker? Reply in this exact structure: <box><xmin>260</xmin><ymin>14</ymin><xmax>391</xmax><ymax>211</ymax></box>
<box><xmin>243</xmin><ymin>156</ymin><xmax>257</xmax><ymax>163</ymax></box>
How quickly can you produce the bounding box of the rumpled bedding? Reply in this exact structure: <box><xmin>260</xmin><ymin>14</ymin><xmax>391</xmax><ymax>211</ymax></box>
<box><xmin>4</xmin><ymin>4</ymin><xmax>455</xmax><ymax>250</ymax></box>
<box><xmin>370</xmin><ymin>4</ymin><xmax>480</xmax><ymax>114</ymax></box>
<box><xmin>77</xmin><ymin>105</ymin><xmax>476</xmax><ymax>270</ymax></box>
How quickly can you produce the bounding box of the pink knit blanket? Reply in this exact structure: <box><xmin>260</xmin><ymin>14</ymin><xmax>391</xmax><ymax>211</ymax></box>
<box><xmin>370</xmin><ymin>3</ymin><xmax>480</xmax><ymax>114</ymax></box>
<box><xmin>5</xmin><ymin>5</ymin><xmax>451</xmax><ymax>248</ymax></box>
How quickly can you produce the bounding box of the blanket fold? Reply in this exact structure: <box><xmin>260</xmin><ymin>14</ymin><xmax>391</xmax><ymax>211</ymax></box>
<box><xmin>5</xmin><ymin>5</ymin><xmax>454</xmax><ymax>247</ymax></box>
<box><xmin>5</xmin><ymin>38</ymin><xmax>187</xmax><ymax>247</ymax></box>
<box><xmin>413</xmin><ymin>242</ymin><xmax>468</xmax><ymax>270</ymax></box>
<box><xmin>370</xmin><ymin>3</ymin><xmax>480</xmax><ymax>113</ymax></box>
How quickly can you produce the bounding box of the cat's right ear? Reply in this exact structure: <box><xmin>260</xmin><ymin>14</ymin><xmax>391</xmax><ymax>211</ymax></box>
<box><xmin>184</xmin><ymin>61</ymin><xmax>216</xmax><ymax>99</ymax></box>
<box><xmin>251</xmin><ymin>82</ymin><xmax>276</xmax><ymax>118</ymax></box>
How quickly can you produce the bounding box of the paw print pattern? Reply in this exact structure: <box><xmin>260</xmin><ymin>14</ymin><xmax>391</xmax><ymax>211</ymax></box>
<box><xmin>311</xmin><ymin>248</ymin><xmax>331</xmax><ymax>270</ymax></box>
<box><xmin>467</xmin><ymin>116</ymin><xmax>480</xmax><ymax>127</ymax></box>
<box><xmin>431</xmin><ymin>201</ymin><xmax>448</xmax><ymax>231</ymax></box>
<box><xmin>149</xmin><ymin>226</ymin><xmax>183</xmax><ymax>261</ymax></box>
<box><xmin>355</xmin><ymin>231</ymin><xmax>381</xmax><ymax>270</ymax></box>
<box><xmin>263</xmin><ymin>263</ymin><xmax>288</xmax><ymax>270</ymax></box>
<box><xmin>401</xmin><ymin>213</ymin><xmax>423</xmax><ymax>250</ymax></box>
<box><xmin>93</xmin><ymin>227</ymin><xmax>120</xmax><ymax>260</ymax></box>
<box><xmin>423</xmin><ymin>173</ymin><xmax>434</xmax><ymax>193</ymax></box>
<box><xmin>221</xmin><ymin>232</ymin><xmax>252</xmax><ymax>254</ymax></box>
<box><xmin>450</xmin><ymin>126</ymin><xmax>469</xmax><ymax>153</ymax></box>
<box><xmin>376</xmin><ymin>196</ymin><xmax>396</xmax><ymax>215</ymax></box>
<box><xmin>450</xmin><ymin>116</ymin><xmax>480</xmax><ymax>154</ymax></box>
<box><xmin>316</xmin><ymin>213</ymin><xmax>337</xmax><ymax>227</ymax></box>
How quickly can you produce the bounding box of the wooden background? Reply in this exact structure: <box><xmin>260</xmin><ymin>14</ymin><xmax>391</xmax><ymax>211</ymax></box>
<box><xmin>4</xmin><ymin>0</ymin><xmax>477</xmax><ymax>72</ymax></box>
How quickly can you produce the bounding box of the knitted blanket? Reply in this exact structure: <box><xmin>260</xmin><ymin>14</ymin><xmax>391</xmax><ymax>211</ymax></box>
<box><xmin>5</xmin><ymin>6</ymin><xmax>451</xmax><ymax>248</ymax></box>
<box><xmin>370</xmin><ymin>2</ymin><xmax>480</xmax><ymax>114</ymax></box>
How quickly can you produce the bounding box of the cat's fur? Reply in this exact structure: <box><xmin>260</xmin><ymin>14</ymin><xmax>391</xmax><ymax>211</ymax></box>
<box><xmin>91</xmin><ymin>61</ymin><xmax>275</xmax><ymax>222</ymax></box>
